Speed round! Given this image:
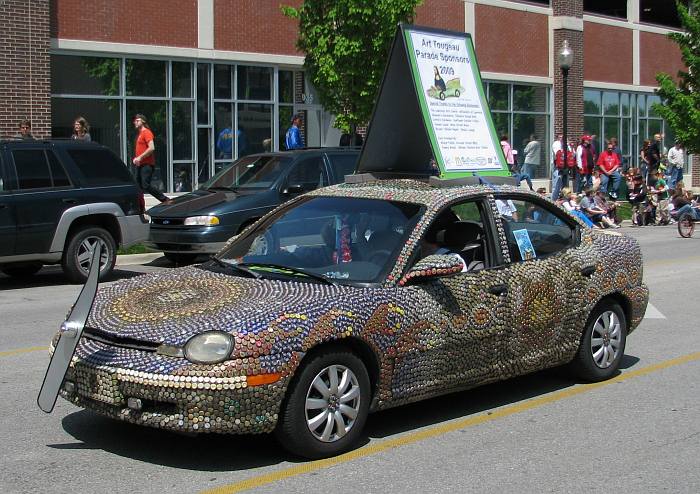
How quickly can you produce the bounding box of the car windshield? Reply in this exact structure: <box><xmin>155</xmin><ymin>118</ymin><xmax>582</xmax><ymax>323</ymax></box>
<box><xmin>200</xmin><ymin>155</ymin><xmax>292</xmax><ymax>190</ymax></box>
<box><xmin>216</xmin><ymin>196</ymin><xmax>423</xmax><ymax>284</ymax></box>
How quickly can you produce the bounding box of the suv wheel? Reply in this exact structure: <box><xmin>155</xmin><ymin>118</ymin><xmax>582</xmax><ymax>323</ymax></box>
<box><xmin>62</xmin><ymin>227</ymin><xmax>116</xmax><ymax>283</ymax></box>
<box><xmin>1</xmin><ymin>262</ymin><xmax>42</xmax><ymax>278</ymax></box>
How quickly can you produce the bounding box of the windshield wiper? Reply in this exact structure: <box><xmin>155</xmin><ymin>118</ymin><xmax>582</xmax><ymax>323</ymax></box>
<box><xmin>207</xmin><ymin>257</ymin><xmax>261</xmax><ymax>279</ymax></box>
<box><xmin>239</xmin><ymin>262</ymin><xmax>338</xmax><ymax>286</ymax></box>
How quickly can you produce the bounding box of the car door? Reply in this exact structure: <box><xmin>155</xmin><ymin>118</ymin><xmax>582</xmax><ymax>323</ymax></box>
<box><xmin>11</xmin><ymin>148</ymin><xmax>75</xmax><ymax>255</ymax></box>
<box><xmin>0</xmin><ymin>150</ymin><xmax>16</xmax><ymax>256</ymax></box>
<box><xmin>324</xmin><ymin>152</ymin><xmax>359</xmax><ymax>184</ymax></box>
<box><xmin>283</xmin><ymin>155</ymin><xmax>330</xmax><ymax>196</ymax></box>
<box><xmin>490</xmin><ymin>193</ymin><xmax>592</xmax><ymax>377</ymax></box>
<box><xmin>389</xmin><ymin>198</ymin><xmax>515</xmax><ymax>401</ymax></box>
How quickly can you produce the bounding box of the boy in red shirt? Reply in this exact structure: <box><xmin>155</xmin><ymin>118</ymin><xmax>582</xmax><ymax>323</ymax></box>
<box><xmin>597</xmin><ymin>141</ymin><xmax>622</xmax><ymax>199</ymax></box>
<box><xmin>133</xmin><ymin>114</ymin><xmax>169</xmax><ymax>203</ymax></box>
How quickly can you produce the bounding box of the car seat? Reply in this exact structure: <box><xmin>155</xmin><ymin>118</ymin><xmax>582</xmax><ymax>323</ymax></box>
<box><xmin>435</xmin><ymin>221</ymin><xmax>485</xmax><ymax>271</ymax></box>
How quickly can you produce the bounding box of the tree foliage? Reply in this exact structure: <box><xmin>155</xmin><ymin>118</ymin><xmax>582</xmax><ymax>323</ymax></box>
<box><xmin>653</xmin><ymin>0</ymin><xmax>700</xmax><ymax>154</ymax></box>
<box><xmin>282</xmin><ymin>0</ymin><xmax>422</xmax><ymax>133</ymax></box>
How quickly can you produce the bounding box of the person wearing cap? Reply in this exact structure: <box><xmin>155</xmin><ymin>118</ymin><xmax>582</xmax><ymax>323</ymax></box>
<box><xmin>576</xmin><ymin>135</ymin><xmax>595</xmax><ymax>192</ymax></box>
<box><xmin>285</xmin><ymin>114</ymin><xmax>304</xmax><ymax>150</ymax></box>
<box><xmin>132</xmin><ymin>114</ymin><xmax>169</xmax><ymax>203</ymax></box>
<box><xmin>667</xmin><ymin>141</ymin><xmax>684</xmax><ymax>189</ymax></box>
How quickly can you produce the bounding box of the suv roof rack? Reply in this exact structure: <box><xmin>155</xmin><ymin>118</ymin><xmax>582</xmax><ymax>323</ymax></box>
<box><xmin>428</xmin><ymin>175</ymin><xmax>517</xmax><ymax>188</ymax></box>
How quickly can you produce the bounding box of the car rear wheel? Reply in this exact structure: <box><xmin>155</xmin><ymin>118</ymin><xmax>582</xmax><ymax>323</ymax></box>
<box><xmin>276</xmin><ymin>349</ymin><xmax>370</xmax><ymax>459</ymax></box>
<box><xmin>569</xmin><ymin>300</ymin><xmax>627</xmax><ymax>382</ymax></box>
<box><xmin>163</xmin><ymin>252</ymin><xmax>199</xmax><ymax>265</ymax></box>
<box><xmin>62</xmin><ymin>226</ymin><xmax>116</xmax><ymax>283</ymax></box>
<box><xmin>1</xmin><ymin>262</ymin><xmax>42</xmax><ymax>278</ymax></box>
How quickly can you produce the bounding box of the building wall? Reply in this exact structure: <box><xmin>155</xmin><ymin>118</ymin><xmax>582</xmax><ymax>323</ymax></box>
<box><xmin>213</xmin><ymin>0</ymin><xmax>301</xmax><ymax>55</ymax></box>
<box><xmin>50</xmin><ymin>0</ymin><xmax>198</xmax><ymax>47</ymax></box>
<box><xmin>584</xmin><ymin>22</ymin><xmax>633</xmax><ymax>85</ymax></box>
<box><xmin>474</xmin><ymin>4</ymin><xmax>549</xmax><ymax>76</ymax></box>
<box><xmin>0</xmin><ymin>0</ymin><xmax>51</xmax><ymax>139</ymax></box>
<box><xmin>639</xmin><ymin>31</ymin><xmax>685</xmax><ymax>87</ymax></box>
<box><xmin>415</xmin><ymin>0</ymin><xmax>465</xmax><ymax>33</ymax></box>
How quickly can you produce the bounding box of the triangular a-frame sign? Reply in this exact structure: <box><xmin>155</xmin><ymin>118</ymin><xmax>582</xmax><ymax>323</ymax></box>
<box><xmin>357</xmin><ymin>24</ymin><xmax>508</xmax><ymax>178</ymax></box>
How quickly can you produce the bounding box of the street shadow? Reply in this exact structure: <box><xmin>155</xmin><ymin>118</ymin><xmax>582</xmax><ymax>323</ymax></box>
<box><xmin>51</xmin><ymin>356</ymin><xmax>641</xmax><ymax>470</ymax></box>
<box><xmin>618</xmin><ymin>354</ymin><xmax>640</xmax><ymax>370</ymax></box>
<box><xmin>0</xmin><ymin>266</ymin><xmax>145</xmax><ymax>290</ymax></box>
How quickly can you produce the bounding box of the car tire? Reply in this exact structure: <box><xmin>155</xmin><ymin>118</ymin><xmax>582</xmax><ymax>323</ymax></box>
<box><xmin>164</xmin><ymin>252</ymin><xmax>199</xmax><ymax>265</ymax></box>
<box><xmin>62</xmin><ymin>226</ymin><xmax>116</xmax><ymax>284</ymax></box>
<box><xmin>276</xmin><ymin>349</ymin><xmax>370</xmax><ymax>459</ymax></box>
<box><xmin>1</xmin><ymin>262</ymin><xmax>42</xmax><ymax>278</ymax></box>
<box><xmin>569</xmin><ymin>300</ymin><xmax>627</xmax><ymax>382</ymax></box>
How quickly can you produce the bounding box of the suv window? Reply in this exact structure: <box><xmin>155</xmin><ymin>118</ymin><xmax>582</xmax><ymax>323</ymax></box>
<box><xmin>287</xmin><ymin>157</ymin><xmax>328</xmax><ymax>192</ymax></box>
<box><xmin>326</xmin><ymin>153</ymin><xmax>358</xmax><ymax>182</ymax></box>
<box><xmin>13</xmin><ymin>150</ymin><xmax>53</xmax><ymax>189</ymax></box>
<box><xmin>67</xmin><ymin>149</ymin><xmax>134</xmax><ymax>186</ymax></box>
<box><xmin>47</xmin><ymin>151</ymin><xmax>71</xmax><ymax>187</ymax></box>
<box><xmin>497</xmin><ymin>197</ymin><xmax>575</xmax><ymax>262</ymax></box>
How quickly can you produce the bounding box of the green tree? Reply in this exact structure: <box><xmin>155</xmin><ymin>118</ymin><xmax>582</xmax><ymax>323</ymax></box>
<box><xmin>282</xmin><ymin>0</ymin><xmax>423</xmax><ymax>134</ymax></box>
<box><xmin>653</xmin><ymin>0</ymin><xmax>700</xmax><ymax>153</ymax></box>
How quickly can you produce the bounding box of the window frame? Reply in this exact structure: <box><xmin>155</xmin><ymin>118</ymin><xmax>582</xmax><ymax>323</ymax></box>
<box><xmin>10</xmin><ymin>148</ymin><xmax>57</xmax><ymax>191</ymax></box>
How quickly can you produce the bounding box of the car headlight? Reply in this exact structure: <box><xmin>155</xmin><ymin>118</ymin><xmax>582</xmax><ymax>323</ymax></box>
<box><xmin>184</xmin><ymin>215</ymin><xmax>220</xmax><ymax>226</ymax></box>
<box><xmin>184</xmin><ymin>331</ymin><xmax>234</xmax><ymax>364</ymax></box>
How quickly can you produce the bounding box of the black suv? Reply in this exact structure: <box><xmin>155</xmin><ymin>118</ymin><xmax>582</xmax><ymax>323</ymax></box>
<box><xmin>146</xmin><ymin>148</ymin><xmax>359</xmax><ymax>263</ymax></box>
<box><xmin>0</xmin><ymin>140</ymin><xmax>149</xmax><ymax>282</ymax></box>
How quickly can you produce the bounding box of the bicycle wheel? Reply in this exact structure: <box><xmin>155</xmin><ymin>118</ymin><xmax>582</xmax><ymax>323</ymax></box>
<box><xmin>678</xmin><ymin>213</ymin><xmax>695</xmax><ymax>238</ymax></box>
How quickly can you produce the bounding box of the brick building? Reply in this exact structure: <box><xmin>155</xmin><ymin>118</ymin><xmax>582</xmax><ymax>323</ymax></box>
<box><xmin>0</xmin><ymin>0</ymin><xmax>693</xmax><ymax>192</ymax></box>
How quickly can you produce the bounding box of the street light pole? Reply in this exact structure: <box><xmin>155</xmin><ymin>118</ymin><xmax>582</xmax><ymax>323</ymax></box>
<box><xmin>558</xmin><ymin>40</ymin><xmax>574</xmax><ymax>191</ymax></box>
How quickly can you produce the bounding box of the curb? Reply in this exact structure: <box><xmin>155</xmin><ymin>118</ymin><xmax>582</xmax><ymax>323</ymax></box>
<box><xmin>116</xmin><ymin>252</ymin><xmax>164</xmax><ymax>266</ymax></box>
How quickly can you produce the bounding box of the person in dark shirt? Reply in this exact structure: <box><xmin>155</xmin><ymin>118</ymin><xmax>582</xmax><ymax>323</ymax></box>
<box><xmin>646</xmin><ymin>134</ymin><xmax>662</xmax><ymax>185</ymax></box>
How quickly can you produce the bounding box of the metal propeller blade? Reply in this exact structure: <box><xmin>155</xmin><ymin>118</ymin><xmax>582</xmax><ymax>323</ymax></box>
<box><xmin>37</xmin><ymin>243</ymin><xmax>102</xmax><ymax>413</ymax></box>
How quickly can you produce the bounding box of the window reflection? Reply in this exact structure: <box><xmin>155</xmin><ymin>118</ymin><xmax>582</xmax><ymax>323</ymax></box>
<box><xmin>126</xmin><ymin>59</ymin><xmax>166</xmax><ymax>96</ymax></box>
<box><xmin>51</xmin><ymin>98</ymin><xmax>121</xmax><ymax>157</ymax></box>
<box><xmin>51</xmin><ymin>55</ymin><xmax>120</xmax><ymax>96</ymax></box>
<box><xmin>238</xmin><ymin>103</ymin><xmax>272</xmax><ymax>156</ymax></box>
<box><xmin>238</xmin><ymin>66</ymin><xmax>272</xmax><ymax>101</ymax></box>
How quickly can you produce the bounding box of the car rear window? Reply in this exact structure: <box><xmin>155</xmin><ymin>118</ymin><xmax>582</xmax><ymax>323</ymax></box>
<box><xmin>327</xmin><ymin>153</ymin><xmax>358</xmax><ymax>182</ymax></box>
<box><xmin>67</xmin><ymin>149</ymin><xmax>134</xmax><ymax>186</ymax></box>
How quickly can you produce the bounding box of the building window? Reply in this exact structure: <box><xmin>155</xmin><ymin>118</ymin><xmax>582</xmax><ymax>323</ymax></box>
<box><xmin>584</xmin><ymin>0</ymin><xmax>627</xmax><ymax>19</ymax></box>
<box><xmin>640</xmin><ymin>0</ymin><xmax>688</xmax><ymax>29</ymax></box>
<box><xmin>486</xmin><ymin>81</ymin><xmax>551</xmax><ymax>179</ymax></box>
<box><xmin>583</xmin><ymin>89</ymin><xmax>672</xmax><ymax>171</ymax></box>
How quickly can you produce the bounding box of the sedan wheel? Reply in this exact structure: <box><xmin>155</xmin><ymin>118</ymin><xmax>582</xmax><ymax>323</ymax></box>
<box><xmin>276</xmin><ymin>349</ymin><xmax>370</xmax><ymax>459</ymax></box>
<box><xmin>569</xmin><ymin>300</ymin><xmax>627</xmax><ymax>382</ymax></box>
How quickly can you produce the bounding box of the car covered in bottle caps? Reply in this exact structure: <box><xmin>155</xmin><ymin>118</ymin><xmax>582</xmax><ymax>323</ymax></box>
<box><xmin>41</xmin><ymin>175</ymin><xmax>648</xmax><ymax>459</ymax></box>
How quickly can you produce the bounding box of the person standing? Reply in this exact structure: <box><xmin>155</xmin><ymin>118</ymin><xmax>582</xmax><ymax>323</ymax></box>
<box><xmin>285</xmin><ymin>114</ymin><xmax>304</xmax><ymax>150</ymax></box>
<box><xmin>646</xmin><ymin>133</ymin><xmax>662</xmax><ymax>184</ymax></box>
<box><xmin>651</xmin><ymin>170</ymin><xmax>671</xmax><ymax>225</ymax></box>
<box><xmin>523</xmin><ymin>134</ymin><xmax>540</xmax><ymax>180</ymax></box>
<box><xmin>71</xmin><ymin>116</ymin><xmax>91</xmax><ymax>141</ymax></box>
<box><xmin>576</xmin><ymin>135</ymin><xmax>595</xmax><ymax>192</ymax></box>
<box><xmin>667</xmin><ymin>141</ymin><xmax>684</xmax><ymax>189</ymax></box>
<box><xmin>597</xmin><ymin>141</ymin><xmax>622</xmax><ymax>199</ymax></box>
<box><xmin>501</xmin><ymin>134</ymin><xmax>532</xmax><ymax>189</ymax></box>
<box><xmin>551</xmin><ymin>133</ymin><xmax>563</xmax><ymax>200</ymax></box>
<box><xmin>132</xmin><ymin>114</ymin><xmax>169</xmax><ymax>203</ymax></box>
<box><xmin>14</xmin><ymin>119</ymin><xmax>34</xmax><ymax>140</ymax></box>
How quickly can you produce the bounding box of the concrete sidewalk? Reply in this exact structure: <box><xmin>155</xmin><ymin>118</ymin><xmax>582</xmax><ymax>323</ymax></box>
<box><xmin>116</xmin><ymin>252</ymin><xmax>165</xmax><ymax>266</ymax></box>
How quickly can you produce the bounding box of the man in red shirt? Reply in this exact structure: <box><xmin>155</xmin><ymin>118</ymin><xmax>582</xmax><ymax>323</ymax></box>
<box><xmin>597</xmin><ymin>141</ymin><xmax>622</xmax><ymax>199</ymax></box>
<box><xmin>133</xmin><ymin>114</ymin><xmax>169</xmax><ymax>203</ymax></box>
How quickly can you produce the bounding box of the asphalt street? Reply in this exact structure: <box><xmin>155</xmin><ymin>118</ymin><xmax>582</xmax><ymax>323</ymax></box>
<box><xmin>1</xmin><ymin>224</ymin><xmax>698</xmax><ymax>494</ymax></box>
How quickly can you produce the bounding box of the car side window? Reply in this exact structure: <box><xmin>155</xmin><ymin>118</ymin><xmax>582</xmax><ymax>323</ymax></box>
<box><xmin>326</xmin><ymin>153</ymin><xmax>358</xmax><ymax>183</ymax></box>
<box><xmin>12</xmin><ymin>149</ymin><xmax>52</xmax><ymax>190</ymax></box>
<box><xmin>497</xmin><ymin>196</ymin><xmax>575</xmax><ymax>262</ymax></box>
<box><xmin>67</xmin><ymin>149</ymin><xmax>133</xmax><ymax>186</ymax></box>
<box><xmin>47</xmin><ymin>151</ymin><xmax>71</xmax><ymax>188</ymax></box>
<box><xmin>287</xmin><ymin>157</ymin><xmax>328</xmax><ymax>192</ymax></box>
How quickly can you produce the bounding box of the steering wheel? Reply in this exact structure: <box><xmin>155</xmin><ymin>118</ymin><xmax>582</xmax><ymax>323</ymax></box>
<box><xmin>368</xmin><ymin>249</ymin><xmax>392</xmax><ymax>266</ymax></box>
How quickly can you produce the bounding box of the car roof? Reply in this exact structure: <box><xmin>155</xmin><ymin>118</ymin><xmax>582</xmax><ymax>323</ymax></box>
<box><xmin>308</xmin><ymin>178</ymin><xmax>545</xmax><ymax>211</ymax></box>
<box><xmin>0</xmin><ymin>139</ymin><xmax>106</xmax><ymax>149</ymax></box>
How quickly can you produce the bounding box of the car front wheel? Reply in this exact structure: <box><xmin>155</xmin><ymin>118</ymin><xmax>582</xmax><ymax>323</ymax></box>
<box><xmin>62</xmin><ymin>226</ymin><xmax>116</xmax><ymax>283</ymax></box>
<box><xmin>276</xmin><ymin>349</ymin><xmax>370</xmax><ymax>459</ymax></box>
<box><xmin>570</xmin><ymin>300</ymin><xmax>627</xmax><ymax>382</ymax></box>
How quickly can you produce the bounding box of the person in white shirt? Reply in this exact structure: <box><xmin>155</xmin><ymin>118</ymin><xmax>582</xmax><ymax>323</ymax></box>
<box><xmin>496</xmin><ymin>199</ymin><xmax>519</xmax><ymax>221</ymax></box>
<box><xmin>667</xmin><ymin>141</ymin><xmax>684</xmax><ymax>189</ymax></box>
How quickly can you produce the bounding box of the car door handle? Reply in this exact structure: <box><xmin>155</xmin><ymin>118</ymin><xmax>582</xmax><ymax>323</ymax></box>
<box><xmin>488</xmin><ymin>284</ymin><xmax>508</xmax><ymax>296</ymax></box>
<box><xmin>581</xmin><ymin>265</ymin><xmax>596</xmax><ymax>277</ymax></box>
<box><xmin>62</xmin><ymin>198</ymin><xmax>78</xmax><ymax>204</ymax></box>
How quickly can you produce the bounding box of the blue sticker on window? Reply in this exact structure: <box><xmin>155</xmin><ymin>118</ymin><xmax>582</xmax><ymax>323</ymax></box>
<box><xmin>512</xmin><ymin>228</ymin><xmax>536</xmax><ymax>260</ymax></box>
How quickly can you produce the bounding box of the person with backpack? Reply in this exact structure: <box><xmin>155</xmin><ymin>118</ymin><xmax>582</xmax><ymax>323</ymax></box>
<box><xmin>576</xmin><ymin>135</ymin><xmax>595</xmax><ymax>192</ymax></box>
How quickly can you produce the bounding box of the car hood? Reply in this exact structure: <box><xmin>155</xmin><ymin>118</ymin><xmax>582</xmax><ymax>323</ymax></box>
<box><xmin>85</xmin><ymin>266</ymin><xmax>365</xmax><ymax>356</ymax></box>
<box><xmin>147</xmin><ymin>189</ymin><xmax>230</xmax><ymax>217</ymax></box>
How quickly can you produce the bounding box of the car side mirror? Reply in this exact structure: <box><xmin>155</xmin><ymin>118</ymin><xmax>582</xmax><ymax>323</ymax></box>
<box><xmin>399</xmin><ymin>254</ymin><xmax>464</xmax><ymax>286</ymax></box>
<box><xmin>283</xmin><ymin>184</ymin><xmax>304</xmax><ymax>195</ymax></box>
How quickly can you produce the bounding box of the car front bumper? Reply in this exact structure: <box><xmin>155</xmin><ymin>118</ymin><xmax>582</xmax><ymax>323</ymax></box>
<box><xmin>57</xmin><ymin>337</ymin><xmax>296</xmax><ymax>434</ymax></box>
<box><xmin>145</xmin><ymin>225</ymin><xmax>234</xmax><ymax>254</ymax></box>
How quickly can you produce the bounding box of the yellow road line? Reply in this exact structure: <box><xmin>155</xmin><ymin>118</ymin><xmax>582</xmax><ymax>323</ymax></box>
<box><xmin>0</xmin><ymin>346</ymin><xmax>47</xmax><ymax>358</ymax></box>
<box><xmin>200</xmin><ymin>351</ymin><xmax>700</xmax><ymax>494</ymax></box>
